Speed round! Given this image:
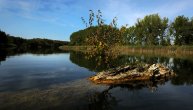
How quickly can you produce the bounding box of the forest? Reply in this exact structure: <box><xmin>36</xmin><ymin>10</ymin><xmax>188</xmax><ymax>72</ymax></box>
<box><xmin>70</xmin><ymin>14</ymin><xmax>193</xmax><ymax>46</ymax></box>
<box><xmin>0</xmin><ymin>30</ymin><xmax>69</xmax><ymax>49</ymax></box>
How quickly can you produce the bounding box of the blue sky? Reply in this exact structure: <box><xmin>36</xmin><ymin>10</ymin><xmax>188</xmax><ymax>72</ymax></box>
<box><xmin>0</xmin><ymin>0</ymin><xmax>193</xmax><ymax>41</ymax></box>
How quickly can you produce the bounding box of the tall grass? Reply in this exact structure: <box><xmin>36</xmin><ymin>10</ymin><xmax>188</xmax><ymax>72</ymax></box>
<box><xmin>60</xmin><ymin>45</ymin><xmax>193</xmax><ymax>59</ymax></box>
<box><xmin>116</xmin><ymin>45</ymin><xmax>193</xmax><ymax>59</ymax></box>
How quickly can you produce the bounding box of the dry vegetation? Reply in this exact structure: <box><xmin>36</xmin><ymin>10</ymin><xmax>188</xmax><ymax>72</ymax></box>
<box><xmin>60</xmin><ymin>45</ymin><xmax>193</xmax><ymax>59</ymax></box>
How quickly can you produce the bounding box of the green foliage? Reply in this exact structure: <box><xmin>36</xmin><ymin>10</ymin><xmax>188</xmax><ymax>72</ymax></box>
<box><xmin>70</xmin><ymin>14</ymin><xmax>171</xmax><ymax>46</ymax></box>
<box><xmin>171</xmin><ymin>16</ymin><xmax>193</xmax><ymax>45</ymax></box>
<box><xmin>135</xmin><ymin>14</ymin><xmax>169</xmax><ymax>45</ymax></box>
<box><xmin>71</xmin><ymin>10</ymin><xmax>122</xmax><ymax>56</ymax></box>
<box><xmin>71</xmin><ymin>10</ymin><xmax>124</xmax><ymax>68</ymax></box>
<box><xmin>71</xmin><ymin>12</ymin><xmax>193</xmax><ymax>47</ymax></box>
<box><xmin>70</xmin><ymin>10</ymin><xmax>123</xmax><ymax>61</ymax></box>
<box><xmin>122</xmin><ymin>26</ymin><xmax>135</xmax><ymax>45</ymax></box>
<box><xmin>0</xmin><ymin>30</ymin><xmax>69</xmax><ymax>49</ymax></box>
<box><xmin>0</xmin><ymin>30</ymin><xmax>8</xmax><ymax>45</ymax></box>
<box><xmin>70</xmin><ymin>26</ymin><xmax>98</xmax><ymax>45</ymax></box>
<box><xmin>86</xmin><ymin>25</ymin><xmax>122</xmax><ymax>51</ymax></box>
<box><xmin>82</xmin><ymin>10</ymin><xmax>123</xmax><ymax>55</ymax></box>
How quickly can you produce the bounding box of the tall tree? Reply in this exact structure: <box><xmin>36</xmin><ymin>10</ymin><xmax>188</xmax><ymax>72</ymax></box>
<box><xmin>135</xmin><ymin>14</ymin><xmax>168</xmax><ymax>46</ymax></box>
<box><xmin>0</xmin><ymin>30</ymin><xmax>8</xmax><ymax>45</ymax></box>
<box><xmin>81</xmin><ymin>10</ymin><xmax>122</xmax><ymax>55</ymax></box>
<box><xmin>171</xmin><ymin>16</ymin><xmax>193</xmax><ymax>45</ymax></box>
<box><xmin>123</xmin><ymin>26</ymin><xmax>136</xmax><ymax>45</ymax></box>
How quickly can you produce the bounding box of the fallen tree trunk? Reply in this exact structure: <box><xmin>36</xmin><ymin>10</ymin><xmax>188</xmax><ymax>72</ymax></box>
<box><xmin>89</xmin><ymin>64</ymin><xmax>176</xmax><ymax>84</ymax></box>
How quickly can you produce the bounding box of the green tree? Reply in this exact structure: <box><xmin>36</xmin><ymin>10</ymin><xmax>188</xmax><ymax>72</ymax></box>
<box><xmin>70</xmin><ymin>26</ymin><xmax>98</xmax><ymax>45</ymax></box>
<box><xmin>81</xmin><ymin>10</ymin><xmax>123</xmax><ymax>55</ymax></box>
<box><xmin>122</xmin><ymin>26</ymin><xmax>136</xmax><ymax>45</ymax></box>
<box><xmin>171</xmin><ymin>16</ymin><xmax>193</xmax><ymax>45</ymax></box>
<box><xmin>0</xmin><ymin>30</ymin><xmax>8</xmax><ymax>45</ymax></box>
<box><xmin>135</xmin><ymin>19</ymin><xmax>144</xmax><ymax>45</ymax></box>
<box><xmin>135</xmin><ymin>14</ymin><xmax>168</xmax><ymax>46</ymax></box>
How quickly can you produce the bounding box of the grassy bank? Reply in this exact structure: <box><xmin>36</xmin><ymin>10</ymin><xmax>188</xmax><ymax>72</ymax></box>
<box><xmin>60</xmin><ymin>45</ymin><xmax>193</xmax><ymax>59</ymax></box>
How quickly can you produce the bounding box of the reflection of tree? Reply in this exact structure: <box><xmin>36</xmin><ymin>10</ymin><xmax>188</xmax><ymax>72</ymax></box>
<box><xmin>70</xmin><ymin>51</ymin><xmax>143</xmax><ymax>72</ymax></box>
<box><xmin>88</xmin><ymin>89</ymin><xmax>117</xmax><ymax>110</ymax></box>
<box><xmin>70</xmin><ymin>51</ymin><xmax>107</xmax><ymax>72</ymax></box>
<box><xmin>171</xmin><ymin>58</ymin><xmax>193</xmax><ymax>85</ymax></box>
<box><xmin>0</xmin><ymin>49</ymin><xmax>6</xmax><ymax>65</ymax></box>
<box><xmin>70</xmin><ymin>51</ymin><xmax>193</xmax><ymax>85</ymax></box>
<box><xmin>70</xmin><ymin>51</ymin><xmax>169</xmax><ymax>72</ymax></box>
<box><xmin>0</xmin><ymin>48</ymin><xmax>68</xmax><ymax>64</ymax></box>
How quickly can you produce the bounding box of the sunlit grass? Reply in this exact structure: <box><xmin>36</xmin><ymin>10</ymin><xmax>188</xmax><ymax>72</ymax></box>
<box><xmin>60</xmin><ymin>45</ymin><xmax>193</xmax><ymax>59</ymax></box>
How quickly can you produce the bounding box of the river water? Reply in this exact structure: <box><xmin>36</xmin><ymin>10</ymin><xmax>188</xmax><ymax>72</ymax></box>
<box><xmin>0</xmin><ymin>50</ymin><xmax>193</xmax><ymax>110</ymax></box>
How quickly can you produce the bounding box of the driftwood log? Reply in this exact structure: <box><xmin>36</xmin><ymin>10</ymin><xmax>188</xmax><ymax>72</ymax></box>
<box><xmin>89</xmin><ymin>64</ymin><xmax>176</xmax><ymax>84</ymax></box>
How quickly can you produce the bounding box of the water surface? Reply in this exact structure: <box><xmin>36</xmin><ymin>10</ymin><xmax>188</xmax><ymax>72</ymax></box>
<box><xmin>0</xmin><ymin>50</ymin><xmax>193</xmax><ymax>110</ymax></box>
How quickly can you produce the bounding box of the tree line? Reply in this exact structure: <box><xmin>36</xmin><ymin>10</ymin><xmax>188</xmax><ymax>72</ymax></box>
<box><xmin>70</xmin><ymin>14</ymin><xmax>193</xmax><ymax>46</ymax></box>
<box><xmin>0</xmin><ymin>30</ymin><xmax>69</xmax><ymax>49</ymax></box>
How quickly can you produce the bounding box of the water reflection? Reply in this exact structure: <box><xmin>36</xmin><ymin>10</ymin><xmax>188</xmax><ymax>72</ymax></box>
<box><xmin>70</xmin><ymin>51</ymin><xmax>193</xmax><ymax>85</ymax></box>
<box><xmin>1</xmin><ymin>50</ymin><xmax>193</xmax><ymax>86</ymax></box>
<box><xmin>0</xmin><ymin>50</ymin><xmax>193</xmax><ymax>110</ymax></box>
<box><xmin>0</xmin><ymin>48</ymin><xmax>68</xmax><ymax>64</ymax></box>
<box><xmin>88</xmin><ymin>88</ymin><xmax>118</xmax><ymax>110</ymax></box>
<box><xmin>172</xmin><ymin>58</ymin><xmax>193</xmax><ymax>85</ymax></box>
<box><xmin>0</xmin><ymin>49</ymin><xmax>92</xmax><ymax>92</ymax></box>
<box><xmin>0</xmin><ymin>78</ymin><xmax>192</xmax><ymax>110</ymax></box>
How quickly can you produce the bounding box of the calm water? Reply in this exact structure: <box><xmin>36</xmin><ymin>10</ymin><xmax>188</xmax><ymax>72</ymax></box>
<box><xmin>0</xmin><ymin>50</ymin><xmax>193</xmax><ymax>110</ymax></box>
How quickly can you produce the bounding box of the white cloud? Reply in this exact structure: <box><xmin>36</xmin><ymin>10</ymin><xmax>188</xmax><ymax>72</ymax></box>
<box><xmin>0</xmin><ymin>0</ymin><xmax>71</xmax><ymax>26</ymax></box>
<box><xmin>0</xmin><ymin>0</ymin><xmax>35</xmax><ymax>12</ymax></box>
<box><xmin>1</xmin><ymin>0</ymin><xmax>193</xmax><ymax>29</ymax></box>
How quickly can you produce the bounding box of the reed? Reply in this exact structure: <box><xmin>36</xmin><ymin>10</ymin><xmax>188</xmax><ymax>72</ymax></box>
<box><xmin>115</xmin><ymin>45</ymin><xmax>193</xmax><ymax>59</ymax></box>
<box><xmin>60</xmin><ymin>45</ymin><xmax>193</xmax><ymax>59</ymax></box>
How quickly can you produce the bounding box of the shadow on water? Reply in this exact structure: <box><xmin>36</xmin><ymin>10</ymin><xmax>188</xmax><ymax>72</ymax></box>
<box><xmin>87</xmin><ymin>79</ymin><xmax>170</xmax><ymax>110</ymax></box>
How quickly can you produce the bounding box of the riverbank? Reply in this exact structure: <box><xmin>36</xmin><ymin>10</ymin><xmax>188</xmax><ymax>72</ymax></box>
<box><xmin>59</xmin><ymin>45</ymin><xmax>193</xmax><ymax>59</ymax></box>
